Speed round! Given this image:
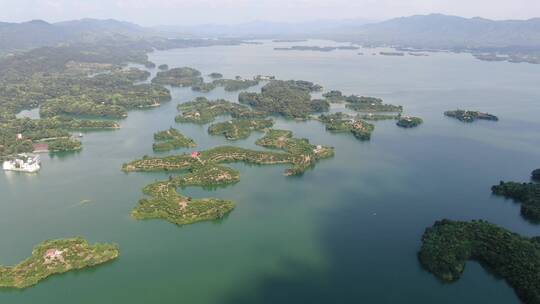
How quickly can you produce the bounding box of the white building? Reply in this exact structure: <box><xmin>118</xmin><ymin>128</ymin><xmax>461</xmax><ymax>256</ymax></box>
<box><xmin>2</xmin><ymin>154</ymin><xmax>41</xmax><ymax>173</ymax></box>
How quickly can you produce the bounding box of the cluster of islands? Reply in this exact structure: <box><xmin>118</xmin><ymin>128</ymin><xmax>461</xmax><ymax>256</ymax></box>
<box><xmin>2</xmin><ymin>38</ymin><xmax>538</xmax><ymax>303</ymax></box>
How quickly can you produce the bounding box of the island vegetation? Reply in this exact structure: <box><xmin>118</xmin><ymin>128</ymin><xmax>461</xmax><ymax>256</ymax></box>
<box><xmin>158</xmin><ymin>64</ymin><xmax>169</xmax><ymax>71</ymax></box>
<box><xmin>123</xmin><ymin>129</ymin><xmax>334</xmax><ymax>225</ymax></box>
<box><xmin>345</xmin><ymin>95</ymin><xmax>403</xmax><ymax>113</ymax></box>
<box><xmin>47</xmin><ymin>138</ymin><xmax>83</xmax><ymax>153</ymax></box>
<box><xmin>0</xmin><ymin>238</ymin><xmax>119</xmax><ymax>289</ymax></box>
<box><xmin>322</xmin><ymin>90</ymin><xmax>346</xmax><ymax>103</ymax></box>
<box><xmin>418</xmin><ymin>219</ymin><xmax>540</xmax><ymax>304</ymax></box>
<box><xmin>319</xmin><ymin>112</ymin><xmax>375</xmax><ymax>141</ymax></box>
<box><xmin>444</xmin><ymin>110</ymin><xmax>498</xmax><ymax>122</ymax></box>
<box><xmin>208</xmin><ymin>119</ymin><xmax>274</xmax><ymax>140</ymax></box>
<box><xmin>238</xmin><ymin>80</ymin><xmax>328</xmax><ymax>119</ymax></box>
<box><xmin>358</xmin><ymin>113</ymin><xmax>400</xmax><ymax>121</ymax></box>
<box><xmin>492</xmin><ymin>174</ymin><xmax>540</xmax><ymax>222</ymax></box>
<box><xmin>0</xmin><ymin>117</ymin><xmax>119</xmax><ymax>157</ymax></box>
<box><xmin>212</xmin><ymin>78</ymin><xmax>259</xmax><ymax>92</ymax></box>
<box><xmin>396</xmin><ymin>116</ymin><xmax>423</xmax><ymax>128</ymax></box>
<box><xmin>153</xmin><ymin>127</ymin><xmax>196</xmax><ymax>152</ymax></box>
<box><xmin>132</xmin><ymin>167</ymin><xmax>237</xmax><ymax>226</ymax></box>
<box><xmin>151</xmin><ymin>67</ymin><xmax>203</xmax><ymax>87</ymax></box>
<box><xmin>175</xmin><ymin>97</ymin><xmax>264</xmax><ymax>124</ymax></box>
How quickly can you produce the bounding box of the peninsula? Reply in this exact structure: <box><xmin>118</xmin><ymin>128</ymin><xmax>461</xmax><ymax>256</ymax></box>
<box><xmin>492</xmin><ymin>173</ymin><xmax>540</xmax><ymax>222</ymax></box>
<box><xmin>419</xmin><ymin>219</ymin><xmax>540</xmax><ymax>304</ymax></box>
<box><xmin>0</xmin><ymin>238</ymin><xmax>119</xmax><ymax>289</ymax></box>
<box><xmin>153</xmin><ymin>127</ymin><xmax>196</xmax><ymax>152</ymax></box>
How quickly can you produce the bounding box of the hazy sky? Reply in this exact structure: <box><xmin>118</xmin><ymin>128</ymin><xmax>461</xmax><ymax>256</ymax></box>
<box><xmin>0</xmin><ymin>0</ymin><xmax>538</xmax><ymax>26</ymax></box>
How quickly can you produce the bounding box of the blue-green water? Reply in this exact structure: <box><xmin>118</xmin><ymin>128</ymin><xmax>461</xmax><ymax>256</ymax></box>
<box><xmin>1</xmin><ymin>40</ymin><xmax>540</xmax><ymax>303</ymax></box>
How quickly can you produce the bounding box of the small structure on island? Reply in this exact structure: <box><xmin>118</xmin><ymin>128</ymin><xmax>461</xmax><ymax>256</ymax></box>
<box><xmin>16</xmin><ymin>133</ymin><xmax>23</xmax><ymax>140</ymax></box>
<box><xmin>191</xmin><ymin>151</ymin><xmax>201</xmax><ymax>158</ymax></box>
<box><xmin>3</xmin><ymin>153</ymin><xmax>41</xmax><ymax>173</ymax></box>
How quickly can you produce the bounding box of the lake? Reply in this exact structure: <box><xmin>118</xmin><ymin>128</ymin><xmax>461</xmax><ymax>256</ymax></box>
<box><xmin>1</xmin><ymin>40</ymin><xmax>540</xmax><ymax>303</ymax></box>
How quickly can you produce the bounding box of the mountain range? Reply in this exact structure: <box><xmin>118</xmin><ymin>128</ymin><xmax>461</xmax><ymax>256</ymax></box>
<box><xmin>1</xmin><ymin>14</ymin><xmax>540</xmax><ymax>54</ymax></box>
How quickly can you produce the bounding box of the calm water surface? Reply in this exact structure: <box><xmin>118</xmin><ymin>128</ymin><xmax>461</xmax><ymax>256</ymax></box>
<box><xmin>1</xmin><ymin>40</ymin><xmax>540</xmax><ymax>303</ymax></box>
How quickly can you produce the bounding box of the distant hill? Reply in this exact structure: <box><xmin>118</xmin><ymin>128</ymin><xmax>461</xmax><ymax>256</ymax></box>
<box><xmin>55</xmin><ymin>18</ymin><xmax>148</xmax><ymax>38</ymax></box>
<box><xmin>324</xmin><ymin>14</ymin><xmax>540</xmax><ymax>50</ymax></box>
<box><xmin>0</xmin><ymin>19</ymin><xmax>150</xmax><ymax>53</ymax></box>
<box><xmin>0</xmin><ymin>20</ymin><xmax>70</xmax><ymax>52</ymax></box>
<box><xmin>1</xmin><ymin>15</ymin><xmax>540</xmax><ymax>54</ymax></box>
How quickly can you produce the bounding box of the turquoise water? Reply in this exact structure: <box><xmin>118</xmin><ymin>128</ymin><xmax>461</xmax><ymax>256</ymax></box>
<box><xmin>1</xmin><ymin>40</ymin><xmax>540</xmax><ymax>303</ymax></box>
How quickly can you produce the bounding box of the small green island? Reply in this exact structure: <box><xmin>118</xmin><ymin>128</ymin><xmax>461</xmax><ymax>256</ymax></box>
<box><xmin>444</xmin><ymin>109</ymin><xmax>499</xmax><ymax>122</ymax></box>
<box><xmin>175</xmin><ymin>97</ymin><xmax>264</xmax><ymax>124</ymax></box>
<box><xmin>357</xmin><ymin>113</ymin><xmax>400</xmax><ymax>121</ymax></box>
<box><xmin>153</xmin><ymin>127</ymin><xmax>196</xmax><ymax>152</ymax></box>
<box><xmin>158</xmin><ymin>64</ymin><xmax>169</xmax><ymax>71</ymax></box>
<box><xmin>0</xmin><ymin>238</ymin><xmax>119</xmax><ymax>289</ymax></box>
<box><xmin>319</xmin><ymin>112</ymin><xmax>375</xmax><ymax>141</ymax></box>
<box><xmin>208</xmin><ymin>118</ymin><xmax>274</xmax><ymax>140</ymax></box>
<box><xmin>152</xmin><ymin>67</ymin><xmax>204</xmax><ymax>87</ymax></box>
<box><xmin>212</xmin><ymin>78</ymin><xmax>259</xmax><ymax>92</ymax></box>
<box><xmin>345</xmin><ymin>95</ymin><xmax>403</xmax><ymax>113</ymax></box>
<box><xmin>492</xmin><ymin>170</ymin><xmax>540</xmax><ymax>222</ymax></box>
<box><xmin>418</xmin><ymin>219</ymin><xmax>540</xmax><ymax>304</ymax></box>
<box><xmin>122</xmin><ymin>130</ymin><xmax>334</xmax><ymax>225</ymax></box>
<box><xmin>396</xmin><ymin>116</ymin><xmax>423</xmax><ymax>128</ymax></box>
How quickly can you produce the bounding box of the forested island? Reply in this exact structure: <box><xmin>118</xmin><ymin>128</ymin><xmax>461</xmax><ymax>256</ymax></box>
<box><xmin>0</xmin><ymin>41</ymin><xmax>190</xmax><ymax>157</ymax></box>
<box><xmin>175</xmin><ymin>97</ymin><xmax>264</xmax><ymax>124</ymax></box>
<box><xmin>492</xmin><ymin>171</ymin><xmax>540</xmax><ymax>222</ymax></box>
<box><xmin>419</xmin><ymin>219</ymin><xmax>540</xmax><ymax>304</ymax></box>
<box><xmin>152</xmin><ymin>67</ymin><xmax>203</xmax><ymax>87</ymax></box>
<box><xmin>238</xmin><ymin>80</ymin><xmax>328</xmax><ymax>119</ymax></box>
<box><xmin>122</xmin><ymin>130</ymin><xmax>334</xmax><ymax>225</ymax></box>
<box><xmin>345</xmin><ymin>95</ymin><xmax>403</xmax><ymax>113</ymax></box>
<box><xmin>212</xmin><ymin>78</ymin><xmax>259</xmax><ymax>92</ymax></box>
<box><xmin>0</xmin><ymin>116</ymin><xmax>119</xmax><ymax>157</ymax></box>
<box><xmin>319</xmin><ymin>112</ymin><xmax>375</xmax><ymax>141</ymax></box>
<box><xmin>208</xmin><ymin>119</ymin><xmax>274</xmax><ymax>140</ymax></box>
<box><xmin>0</xmin><ymin>238</ymin><xmax>119</xmax><ymax>289</ymax></box>
<box><xmin>153</xmin><ymin>128</ymin><xmax>196</xmax><ymax>152</ymax></box>
<box><xmin>444</xmin><ymin>110</ymin><xmax>498</xmax><ymax>122</ymax></box>
<box><xmin>396</xmin><ymin>116</ymin><xmax>423</xmax><ymax>128</ymax></box>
